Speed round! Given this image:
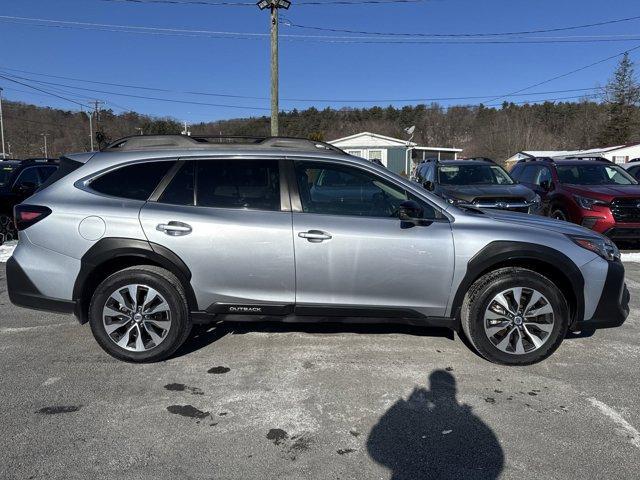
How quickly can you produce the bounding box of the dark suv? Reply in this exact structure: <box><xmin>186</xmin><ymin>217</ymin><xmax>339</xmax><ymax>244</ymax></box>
<box><xmin>413</xmin><ymin>158</ymin><xmax>541</xmax><ymax>213</ymax></box>
<box><xmin>510</xmin><ymin>157</ymin><xmax>640</xmax><ymax>240</ymax></box>
<box><xmin>0</xmin><ymin>159</ymin><xmax>58</xmax><ymax>244</ymax></box>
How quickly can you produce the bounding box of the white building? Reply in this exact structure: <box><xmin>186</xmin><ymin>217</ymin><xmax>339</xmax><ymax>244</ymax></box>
<box><xmin>505</xmin><ymin>143</ymin><xmax>640</xmax><ymax>169</ymax></box>
<box><xmin>329</xmin><ymin>131</ymin><xmax>462</xmax><ymax>175</ymax></box>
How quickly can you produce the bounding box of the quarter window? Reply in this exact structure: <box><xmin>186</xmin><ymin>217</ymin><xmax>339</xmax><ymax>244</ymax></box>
<box><xmin>90</xmin><ymin>161</ymin><xmax>174</xmax><ymax>200</ymax></box>
<box><xmin>294</xmin><ymin>161</ymin><xmax>436</xmax><ymax>219</ymax></box>
<box><xmin>196</xmin><ymin>160</ymin><xmax>280</xmax><ymax>211</ymax></box>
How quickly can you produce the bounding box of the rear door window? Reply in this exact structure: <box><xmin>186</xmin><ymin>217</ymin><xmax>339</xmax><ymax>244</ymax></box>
<box><xmin>14</xmin><ymin>167</ymin><xmax>40</xmax><ymax>186</ymax></box>
<box><xmin>158</xmin><ymin>162</ymin><xmax>195</xmax><ymax>206</ymax></box>
<box><xmin>196</xmin><ymin>160</ymin><xmax>281</xmax><ymax>211</ymax></box>
<box><xmin>90</xmin><ymin>161</ymin><xmax>174</xmax><ymax>200</ymax></box>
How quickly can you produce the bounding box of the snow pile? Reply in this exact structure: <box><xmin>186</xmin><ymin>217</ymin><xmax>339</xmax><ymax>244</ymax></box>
<box><xmin>621</xmin><ymin>252</ymin><xmax>640</xmax><ymax>263</ymax></box>
<box><xmin>0</xmin><ymin>241</ymin><xmax>16</xmax><ymax>263</ymax></box>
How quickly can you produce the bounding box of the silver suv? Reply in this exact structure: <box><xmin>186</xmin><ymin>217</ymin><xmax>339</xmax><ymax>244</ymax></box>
<box><xmin>6</xmin><ymin>135</ymin><xmax>629</xmax><ymax>365</ymax></box>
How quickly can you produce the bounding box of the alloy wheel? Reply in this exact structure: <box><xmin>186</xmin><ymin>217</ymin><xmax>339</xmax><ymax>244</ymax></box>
<box><xmin>102</xmin><ymin>284</ymin><xmax>172</xmax><ymax>352</ymax></box>
<box><xmin>483</xmin><ymin>287</ymin><xmax>555</xmax><ymax>355</ymax></box>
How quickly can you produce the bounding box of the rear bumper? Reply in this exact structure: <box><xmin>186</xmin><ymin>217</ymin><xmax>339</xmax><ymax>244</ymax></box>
<box><xmin>6</xmin><ymin>256</ymin><xmax>76</xmax><ymax>314</ymax></box>
<box><xmin>572</xmin><ymin>260</ymin><xmax>629</xmax><ymax>331</ymax></box>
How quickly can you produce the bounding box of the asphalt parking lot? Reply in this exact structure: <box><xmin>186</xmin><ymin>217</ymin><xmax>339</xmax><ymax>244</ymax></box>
<box><xmin>1</xmin><ymin>261</ymin><xmax>639</xmax><ymax>480</ymax></box>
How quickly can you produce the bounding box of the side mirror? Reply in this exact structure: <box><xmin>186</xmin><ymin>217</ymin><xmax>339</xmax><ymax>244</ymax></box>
<box><xmin>398</xmin><ymin>200</ymin><xmax>424</xmax><ymax>225</ymax></box>
<box><xmin>422</xmin><ymin>180</ymin><xmax>434</xmax><ymax>191</ymax></box>
<box><xmin>14</xmin><ymin>181</ymin><xmax>37</xmax><ymax>194</ymax></box>
<box><xmin>539</xmin><ymin>180</ymin><xmax>552</xmax><ymax>192</ymax></box>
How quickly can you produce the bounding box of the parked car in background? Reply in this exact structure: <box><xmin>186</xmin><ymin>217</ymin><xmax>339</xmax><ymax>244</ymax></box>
<box><xmin>7</xmin><ymin>135</ymin><xmax>628</xmax><ymax>366</ymax></box>
<box><xmin>413</xmin><ymin>158</ymin><xmax>541</xmax><ymax>213</ymax></box>
<box><xmin>621</xmin><ymin>158</ymin><xmax>640</xmax><ymax>181</ymax></box>
<box><xmin>510</xmin><ymin>157</ymin><xmax>640</xmax><ymax>241</ymax></box>
<box><xmin>0</xmin><ymin>159</ymin><xmax>59</xmax><ymax>244</ymax></box>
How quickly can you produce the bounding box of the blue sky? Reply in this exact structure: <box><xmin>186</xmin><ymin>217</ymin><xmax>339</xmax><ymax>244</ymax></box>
<box><xmin>0</xmin><ymin>0</ymin><xmax>639</xmax><ymax>123</ymax></box>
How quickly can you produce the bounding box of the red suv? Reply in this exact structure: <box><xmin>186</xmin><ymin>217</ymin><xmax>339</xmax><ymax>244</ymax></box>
<box><xmin>510</xmin><ymin>157</ymin><xmax>640</xmax><ymax>241</ymax></box>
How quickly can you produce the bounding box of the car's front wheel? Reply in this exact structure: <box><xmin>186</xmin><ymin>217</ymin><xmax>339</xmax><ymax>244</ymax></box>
<box><xmin>88</xmin><ymin>265</ymin><xmax>192</xmax><ymax>362</ymax></box>
<box><xmin>461</xmin><ymin>267</ymin><xmax>569</xmax><ymax>365</ymax></box>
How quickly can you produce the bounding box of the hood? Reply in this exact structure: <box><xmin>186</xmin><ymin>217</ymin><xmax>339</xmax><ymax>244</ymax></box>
<box><xmin>477</xmin><ymin>208</ymin><xmax>599</xmax><ymax>237</ymax></box>
<box><xmin>439</xmin><ymin>183</ymin><xmax>535</xmax><ymax>202</ymax></box>
<box><xmin>563</xmin><ymin>183</ymin><xmax>640</xmax><ymax>199</ymax></box>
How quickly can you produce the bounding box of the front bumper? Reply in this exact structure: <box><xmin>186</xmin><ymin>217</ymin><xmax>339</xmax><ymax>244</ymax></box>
<box><xmin>6</xmin><ymin>256</ymin><xmax>76</xmax><ymax>314</ymax></box>
<box><xmin>572</xmin><ymin>259</ymin><xmax>629</xmax><ymax>331</ymax></box>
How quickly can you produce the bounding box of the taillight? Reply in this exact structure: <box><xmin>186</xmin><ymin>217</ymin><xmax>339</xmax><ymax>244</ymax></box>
<box><xmin>13</xmin><ymin>205</ymin><xmax>52</xmax><ymax>231</ymax></box>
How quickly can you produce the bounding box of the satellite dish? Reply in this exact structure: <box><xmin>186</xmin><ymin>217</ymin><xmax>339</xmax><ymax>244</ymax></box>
<box><xmin>405</xmin><ymin>126</ymin><xmax>415</xmax><ymax>135</ymax></box>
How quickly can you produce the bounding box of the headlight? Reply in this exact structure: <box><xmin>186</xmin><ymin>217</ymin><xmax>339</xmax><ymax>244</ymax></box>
<box><xmin>569</xmin><ymin>234</ymin><xmax>620</xmax><ymax>261</ymax></box>
<box><xmin>573</xmin><ymin>195</ymin><xmax>608</xmax><ymax>210</ymax></box>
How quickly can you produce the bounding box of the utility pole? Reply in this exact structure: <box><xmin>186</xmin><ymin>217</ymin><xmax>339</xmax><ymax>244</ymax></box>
<box><xmin>41</xmin><ymin>133</ymin><xmax>49</xmax><ymax>158</ymax></box>
<box><xmin>92</xmin><ymin>100</ymin><xmax>104</xmax><ymax>132</ymax></box>
<box><xmin>256</xmin><ymin>0</ymin><xmax>290</xmax><ymax>136</ymax></box>
<box><xmin>0</xmin><ymin>87</ymin><xmax>6</xmax><ymax>159</ymax></box>
<box><xmin>83</xmin><ymin>109</ymin><xmax>94</xmax><ymax>151</ymax></box>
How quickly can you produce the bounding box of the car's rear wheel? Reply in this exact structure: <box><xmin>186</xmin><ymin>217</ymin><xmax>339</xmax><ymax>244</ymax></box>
<box><xmin>461</xmin><ymin>267</ymin><xmax>569</xmax><ymax>365</ymax></box>
<box><xmin>0</xmin><ymin>214</ymin><xmax>17</xmax><ymax>245</ymax></box>
<box><xmin>88</xmin><ymin>265</ymin><xmax>192</xmax><ymax>362</ymax></box>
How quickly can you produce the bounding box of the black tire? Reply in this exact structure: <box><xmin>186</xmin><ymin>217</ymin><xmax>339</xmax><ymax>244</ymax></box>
<box><xmin>549</xmin><ymin>207</ymin><xmax>568</xmax><ymax>222</ymax></box>
<box><xmin>461</xmin><ymin>267</ymin><xmax>569</xmax><ymax>366</ymax></box>
<box><xmin>88</xmin><ymin>265</ymin><xmax>192</xmax><ymax>363</ymax></box>
<box><xmin>0</xmin><ymin>214</ymin><xmax>17</xmax><ymax>245</ymax></box>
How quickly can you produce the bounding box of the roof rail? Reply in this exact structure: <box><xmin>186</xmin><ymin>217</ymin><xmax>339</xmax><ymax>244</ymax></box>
<box><xmin>103</xmin><ymin>134</ymin><xmax>346</xmax><ymax>154</ymax></box>
<box><xmin>463</xmin><ymin>156</ymin><xmax>497</xmax><ymax>164</ymax></box>
<box><xmin>558</xmin><ymin>155</ymin><xmax>612</xmax><ymax>163</ymax></box>
<box><xmin>517</xmin><ymin>156</ymin><xmax>556</xmax><ymax>163</ymax></box>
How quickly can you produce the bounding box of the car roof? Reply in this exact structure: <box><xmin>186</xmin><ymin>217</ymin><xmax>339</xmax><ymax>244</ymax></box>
<box><xmin>67</xmin><ymin>134</ymin><xmax>361</xmax><ymax>166</ymax></box>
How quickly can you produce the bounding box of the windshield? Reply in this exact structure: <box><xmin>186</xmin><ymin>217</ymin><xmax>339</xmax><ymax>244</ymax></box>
<box><xmin>556</xmin><ymin>164</ymin><xmax>638</xmax><ymax>185</ymax></box>
<box><xmin>438</xmin><ymin>164</ymin><xmax>514</xmax><ymax>186</ymax></box>
<box><xmin>0</xmin><ymin>166</ymin><xmax>16</xmax><ymax>186</ymax></box>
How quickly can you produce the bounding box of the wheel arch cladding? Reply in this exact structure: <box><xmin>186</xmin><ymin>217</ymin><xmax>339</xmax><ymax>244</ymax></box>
<box><xmin>73</xmin><ymin>238</ymin><xmax>197</xmax><ymax>324</ymax></box>
<box><xmin>451</xmin><ymin>241</ymin><xmax>584</xmax><ymax>326</ymax></box>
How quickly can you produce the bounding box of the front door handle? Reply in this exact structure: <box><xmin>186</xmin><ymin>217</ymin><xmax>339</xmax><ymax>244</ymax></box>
<box><xmin>298</xmin><ymin>230</ymin><xmax>332</xmax><ymax>242</ymax></box>
<box><xmin>156</xmin><ymin>221</ymin><xmax>192</xmax><ymax>236</ymax></box>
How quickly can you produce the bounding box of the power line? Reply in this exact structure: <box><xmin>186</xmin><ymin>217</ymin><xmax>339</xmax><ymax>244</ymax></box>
<box><xmin>282</xmin><ymin>14</ymin><xmax>640</xmax><ymax>38</ymax></box>
<box><xmin>4</xmin><ymin>15</ymin><xmax>640</xmax><ymax>45</ymax></box>
<box><xmin>101</xmin><ymin>0</ymin><xmax>431</xmax><ymax>6</ymax></box>
<box><xmin>485</xmin><ymin>44</ymin><xmax>640</xmax><ymax>104</ymax></box>
<box><xmin>0</xmin><ymin>71</ymin><xmax>271</xmax><ymax>111</ymax></box>
<box><xmin>0</xmin><ymin>73</ymin><xmax>89</xmax><ymax>109</ymax></box>
<box><xmin>0</xmin><ymin>67</ymin><xmax>605</xmax><ymax>105</ymax></box>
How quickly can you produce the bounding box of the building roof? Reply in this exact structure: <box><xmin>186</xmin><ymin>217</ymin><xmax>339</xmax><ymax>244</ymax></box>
<box><xmin>507</xmin><ymin>143</ymin><xmax>640</xmax><ymax>162</ymax></box>
<box><xmin>329</xmin><ymin>131</ymin><xmax>417</xmax><ymax>148</ymax></box>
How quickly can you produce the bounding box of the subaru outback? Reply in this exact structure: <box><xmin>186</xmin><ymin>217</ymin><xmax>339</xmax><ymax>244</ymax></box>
<box><xmin>6</xmin><ymin>135</ymin><xmax>629</xmax><ymax>365</ymax></box>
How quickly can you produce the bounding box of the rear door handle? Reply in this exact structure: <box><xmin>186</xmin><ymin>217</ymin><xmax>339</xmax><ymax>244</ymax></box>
<box><xmin>298</xmin><ymin>230</ymin><xmax>332</xmax><ymax>242</ymax></box>
<box><xmin>156</xmin><ymin>221</ymin><xmax>192</xmax><ymax>236</ymax></box>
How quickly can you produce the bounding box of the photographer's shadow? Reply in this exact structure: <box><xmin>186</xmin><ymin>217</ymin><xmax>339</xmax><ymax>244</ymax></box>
<box><xmin>367</xmin><ymin>370</ymin><xmax>504</xmax><ymax>480</ymax></box>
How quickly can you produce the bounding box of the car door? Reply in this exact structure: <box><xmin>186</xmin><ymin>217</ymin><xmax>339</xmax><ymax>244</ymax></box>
<box><xmin>290</xmin><ymin>159</ymin><xmax>454</xmax><ymax>318</ymax></box>
<box><xmin>139</xmin><ymin>159</ymin><xmax>295</xmax><ymax>312</ymax></box>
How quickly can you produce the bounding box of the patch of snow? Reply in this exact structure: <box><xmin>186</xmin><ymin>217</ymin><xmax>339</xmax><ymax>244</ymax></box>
<box><xmin>0</xmin><ymin>241</ymin><xmax>16</xmax><ymax>263</ymax></box>
<box><xmin>621</xmin><ymin>252</ymin><xmax>640</xmax><ymax>263</ymax></box>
